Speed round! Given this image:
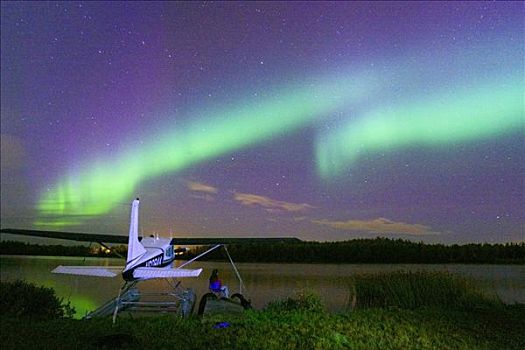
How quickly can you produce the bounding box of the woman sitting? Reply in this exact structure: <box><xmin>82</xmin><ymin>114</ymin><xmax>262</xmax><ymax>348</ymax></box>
<box><xmin>209</xmin><ymin>269</ymin><xmax>229</xmax><ymax>298</ymax></box>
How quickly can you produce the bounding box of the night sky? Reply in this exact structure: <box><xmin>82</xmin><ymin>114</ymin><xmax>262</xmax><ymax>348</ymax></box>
<box><xmin>1</xmin><ymin>1</ymin><xmax>523</xmax><ymax>243</ymax></box>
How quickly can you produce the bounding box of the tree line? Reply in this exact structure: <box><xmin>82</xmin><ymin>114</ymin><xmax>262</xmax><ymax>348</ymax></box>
<box><xmin>182</xmin><ymin>238</ymin><xmax>524</xmax><ymax>264</ymax></box>
<box><xmin>0</xmin><ymin>240</ymin><xmax>127</xmax><ymax>258</ymax></box>
<box><xmin>1</xmin><ymin>238</ymin><xmax>523</xmax><ymax>264</ymax></box>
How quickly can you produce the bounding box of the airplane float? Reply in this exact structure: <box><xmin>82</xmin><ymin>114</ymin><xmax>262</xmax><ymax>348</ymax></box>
<box><xmin>0</xmin><ymin>198</ymin><xmax>300</xmax><ymax>321</ymax></box>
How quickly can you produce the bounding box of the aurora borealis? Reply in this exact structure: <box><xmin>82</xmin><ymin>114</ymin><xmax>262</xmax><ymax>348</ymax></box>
<box><xmin>1</xmin><ymin>2</ymin><xmax>524</xmax><ymax>243</ymax></box>
<box><xmin>37</xmin><ymin>69</ymin><xmax>377</xmax><ymax>221</ymax></box>
<box><xmin>316</xmin><ymin>76</ymin><xmax>524</xmax><ymax>179</ymax></box>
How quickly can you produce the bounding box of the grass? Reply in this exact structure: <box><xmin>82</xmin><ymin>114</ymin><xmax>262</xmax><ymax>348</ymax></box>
<box><xmin>349</xmin><ymin>271</ymin><xmax>502</xmax><ymax>310</ymax></box>
<box><xmin>1</xmin><ymin>275</ymin><xmax>523</xmax><ymax>350</ymax></box>
<box><xmin>1</xmin><ymin>306</ymin><xmax>523</xmax><ymax>350</ymax></box>
<box><xmin>265</xmin><ymin>290</ymin><xmax>324</xmax><ymax>313</ymax></box>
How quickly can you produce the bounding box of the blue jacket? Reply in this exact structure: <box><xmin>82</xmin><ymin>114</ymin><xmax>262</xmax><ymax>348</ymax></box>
<box><xmin>209</xmin><ymin>279</ymin><xmax>222</xmax><ymax>292</ymax></box>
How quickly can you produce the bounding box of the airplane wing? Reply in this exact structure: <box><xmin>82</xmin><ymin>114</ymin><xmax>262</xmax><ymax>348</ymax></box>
<box><xmin>132</xmin><ymin>267</ymin><xmax>203</xmax><ymax>279</ymax></box>
<box><xmin>169</xmin><ymin>237</ymin><xmax>302</xmax><ymax>245</ymax></box>
<box><xmin>52</xmin><ymin>265</ymin><xmax>201</xmax><ymax>279</ymax></box>
<box><xmin>0</xmin><ymin>228</ymin><xmax>302</xmax><ymax>245</ymax></box>
<box><xmin>52</xmin><ymin>265</ymin><xmax>124</xmax><ymax>277</ymax></box>
<box><xmin>0</xmin><ymin>228</ymin><xmax>132</xmax><ymax>244</ymax></box>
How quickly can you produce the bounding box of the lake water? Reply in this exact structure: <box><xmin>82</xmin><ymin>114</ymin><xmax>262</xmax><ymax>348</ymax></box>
<box><xmin>1</xmin><ymin>255</ymin><xmax>523</xmax><ymax>318</ymax></box>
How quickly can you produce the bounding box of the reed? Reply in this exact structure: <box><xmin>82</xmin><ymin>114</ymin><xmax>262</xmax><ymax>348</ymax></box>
<box><xmin>265</xmin><ymin>290</ymin><xmax>324</xmax><ymax>313</ymax></box>
<box><xmin>349</xmin><ymin>271</ymin><xmax>502</xmax><ymax>310</ymax></box>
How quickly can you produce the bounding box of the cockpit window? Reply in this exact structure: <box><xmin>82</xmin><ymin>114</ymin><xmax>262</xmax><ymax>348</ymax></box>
<box><xmin>165</xmin><ymin>246</ymin><xmax>174</xmax><ymax>258</ymax></box>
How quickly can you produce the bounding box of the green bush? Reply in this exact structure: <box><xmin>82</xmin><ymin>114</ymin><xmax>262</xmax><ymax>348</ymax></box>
<box><xmin>265</xmin><ymin>290</ymin><xmax>324</xmax><ymax>313</ymax></box>
<box><xmin>0</xmin><ymin>280</ymin><xmax>75</xmax><ymax>320</ymax></box>
<box><xmin>350</xmin><ymin>271</ymin><xmax>502</xmax><ymax>310</ymax></box>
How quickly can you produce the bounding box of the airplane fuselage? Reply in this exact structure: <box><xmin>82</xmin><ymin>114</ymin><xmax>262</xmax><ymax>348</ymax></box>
<box><xmin>122</xmin><ymin>236</ymin><xmax>177</xmax><ymax>281</ymax></box>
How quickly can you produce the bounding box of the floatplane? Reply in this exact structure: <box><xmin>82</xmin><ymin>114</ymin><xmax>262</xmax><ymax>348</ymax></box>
<box><xmin>0</xmin><ymin>198</ymin><xmax>300</xmax><ymax>321</ymax></box>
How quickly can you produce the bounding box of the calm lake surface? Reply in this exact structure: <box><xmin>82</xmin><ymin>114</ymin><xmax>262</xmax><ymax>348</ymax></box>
<box><xmin>1</xmin><ymin>255</ymin><xmax>523</xmax><ymax>318</ymax></box>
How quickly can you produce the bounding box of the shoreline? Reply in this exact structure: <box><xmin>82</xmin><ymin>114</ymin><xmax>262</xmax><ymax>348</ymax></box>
<box><xmin>1</xmin><ymin>253</ymin><xmax>524</xmax><ymax>265</ymax></box>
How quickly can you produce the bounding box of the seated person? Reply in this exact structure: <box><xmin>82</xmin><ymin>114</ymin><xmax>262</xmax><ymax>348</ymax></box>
<box><xmin>209</xmin><ymin>269</ymin><xmax>229</xmax><ymax>298</ymax></box>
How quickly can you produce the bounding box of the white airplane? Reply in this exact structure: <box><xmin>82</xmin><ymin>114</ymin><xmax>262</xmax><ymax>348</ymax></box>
<box><xmin>52</xmin><ymin>199</ymin><xmax>203</xmax><ymax>281</ymax></box>
<box><xmin>1</xmin><ymin>198</ymin><xmax>300</xmax><ymax>320</ymax></box>
<box><xmin>0</xmin><ymin>198</ymin><xmax>300</xmax><ymax>282</ymax></box>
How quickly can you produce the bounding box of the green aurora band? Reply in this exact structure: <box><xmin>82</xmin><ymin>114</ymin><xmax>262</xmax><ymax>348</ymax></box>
<box><xmin>315</xmin><ymin>77</ymin><xmax>525</xmax><ymax>179</ymax></box>
<box><xmin>37</xmin><ymin>71</ymin><xmax>378</xmax><ymax>226</ymax></box>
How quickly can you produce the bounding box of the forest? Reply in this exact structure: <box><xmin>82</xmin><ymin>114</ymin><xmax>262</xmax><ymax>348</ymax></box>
<box><xmin>0</xmin><ymin>240</ymin><xmax>127</xmax><ymax>258</ymax></box>
<box><xmin>183</xmin><ymin>238</ymin><xmax>524</xmax><ymax>264</ymax></box>
<box><xmin>1</xmin><ymin>238</ymin><xmax>523</xmax><ymax>264</ymax></box>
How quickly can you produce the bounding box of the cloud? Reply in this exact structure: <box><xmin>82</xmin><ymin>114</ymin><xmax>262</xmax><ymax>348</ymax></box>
<box><xmin>186</xmin><ymin>181</ymin><xmax>218</xmax><ymax>194</ymax></box>
<box><xmin>234</xmin><ymin>192</ymin><xmax>315</xmax><ymax>213</ymax></box>
<box><xmin>312</xmin><ymin>217</ymin><xmax>439</xmax><ymax>236</ymax></box>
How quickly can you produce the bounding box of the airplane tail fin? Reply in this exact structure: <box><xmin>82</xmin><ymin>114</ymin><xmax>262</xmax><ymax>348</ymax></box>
<box><xmin>126</xmin><ymin>198</ymin><xmax>146</xmax><ymax>266</ymax></box>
